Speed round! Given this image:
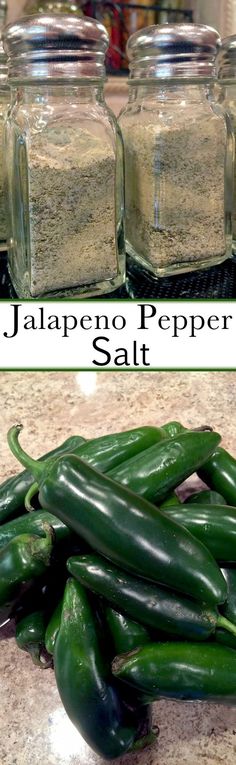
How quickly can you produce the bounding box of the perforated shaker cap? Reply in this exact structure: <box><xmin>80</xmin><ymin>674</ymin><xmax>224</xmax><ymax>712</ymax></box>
<box><xmin>2</xmin><ymin>14</ymin><xmax>109</xmax><ymax>81</ymax></box>
<box><xmin>127</xmin><ymin>23</ymin><xmax>221</xmax><ymax>80</ymax></box>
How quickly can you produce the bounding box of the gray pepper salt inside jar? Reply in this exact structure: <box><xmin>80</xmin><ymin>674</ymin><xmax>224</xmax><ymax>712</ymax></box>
<box><xmin>119</xmin><ymin>24</ymin><xmax>234</xmax><ymax>278</ymax></box>
<box><xmin>3</xmin><ymin>15</ymin><xmax>125</xmax><ymax>298</ymax></box>
<box><xmin>0</xmin><ymin>40</ymin><xmax>9</xmax><ymax>251</ymax></box>
<box><xmin>217</xmin><ymin>36</ymin><xmax>236</xmax><ymax>257</ymax></box>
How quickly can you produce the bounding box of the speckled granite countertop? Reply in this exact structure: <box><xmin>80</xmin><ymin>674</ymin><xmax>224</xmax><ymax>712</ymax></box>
<box><xmin>1</xmin><ymin>370</ymin><xmax>236</xmax><ymax>765</ymax></box>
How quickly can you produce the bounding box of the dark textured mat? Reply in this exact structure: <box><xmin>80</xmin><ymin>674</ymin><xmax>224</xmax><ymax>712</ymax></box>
<box><xmin>1</xmin><ymin>253</ymin><xmax>236</xmax><ymax>300</ymax></box>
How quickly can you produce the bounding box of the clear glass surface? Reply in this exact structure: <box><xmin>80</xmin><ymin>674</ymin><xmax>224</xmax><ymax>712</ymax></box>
<box><xmin>6</xmin><ymin>83</ymin><xmax>125</xmax><ymax>298</ymax></box>
<box><xmin>119</xmin><ymin>81</ymin><xmax>234</xmax><ymax>278</ymax></box>
<box><xmin>219</xmin><ymin>81</ymin><xmax>236</xmax><ymax>256</ymax></box>
<box><xmin>0</xmin><ymin>87</ymin><xmax>9</xmax><ymax>251</ymax></box>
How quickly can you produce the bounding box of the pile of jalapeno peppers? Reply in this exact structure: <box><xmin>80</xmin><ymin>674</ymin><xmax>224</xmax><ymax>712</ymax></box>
<box><xmin>2</xmin><ymin>422</ymin><xmax>236</xmax><ymax>757</ymax></box>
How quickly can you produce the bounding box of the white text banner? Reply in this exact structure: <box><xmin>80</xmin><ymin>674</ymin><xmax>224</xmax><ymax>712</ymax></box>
<box><xmin>0</xmin><ymin>301</ymin><xmax>234</xmax><ymax>370</ymax></box>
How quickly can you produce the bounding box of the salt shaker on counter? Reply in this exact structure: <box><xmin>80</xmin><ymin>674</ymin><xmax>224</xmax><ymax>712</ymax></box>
<box><xmin>119</xmin><ymin>24</ymin><xmax>234</xmax><ymax>279</ymax></box>
<box><xmin>3</xmin><ymin>15</ymin><xmax>125</xmax><ymax>298</ymax></box>
<box><xmin>0</xmin><ymin>1</ymin><xmax>7</xmax><ymax>31</ymax></box>
<box><xmin>0</xmin><ymin>39</ymin><xmax>9</xmax><ymax>252</ymax></box>
<box><xmin>217</xmin><ymin>36</ymin><xmax>236</xmax><ymax>257</ymax></box>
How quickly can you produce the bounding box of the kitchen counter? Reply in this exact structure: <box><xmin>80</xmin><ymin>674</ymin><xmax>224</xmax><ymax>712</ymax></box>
<box><xmin>1</xmin><ymin>370</ymin><xmax>236</xmax><ymax>765</ymax></box>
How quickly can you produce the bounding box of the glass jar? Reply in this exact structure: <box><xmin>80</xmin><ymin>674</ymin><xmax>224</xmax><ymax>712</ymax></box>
<box><xmin>0</xmin><ymin>41</ymin><xmax>9</xmax><ymax>251</ymax></box>
<box><xmin>22</xmin><ymin>0</ymin><xmax>83</xmax><ymax>15</ymax></box>
<box><xmin>0</xmin><ymin>1</ymin><xmax>7</xmax><ymax>32</ymax></box>
<box><xmin>119</xmin><ymin>24</ymin><xmax>234</xmax><ymax>278</ymax></box>
<box><xmin>217</xmin><ymin>35</ymin><xmax>236</xmax><ymax>256</ymax></box>
<box><xmin>3</xmin><ymin>15</ymin><xmax>125</xmax><ymax>298</ymax></box>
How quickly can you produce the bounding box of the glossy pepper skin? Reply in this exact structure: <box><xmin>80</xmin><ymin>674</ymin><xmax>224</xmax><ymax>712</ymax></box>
<box><xmin>105</xmin><ymin>607</ymin><xmax>151</xmax><ymax>656</ymax></box>
<box><xmin>112</xmin><ymin>643</ymin><xmax>236</xmax><ymax>704</ymax></box>
<box><xmin>185</xmin><ymin>490</ymin><xmax>227</xmax><ymax>506</ymax></box>
<box><xmin>0</xmin><ymin>530</ymin><xmax>52</xmax><ymax>607</ymax></box>
<box><xmin>0</xmin><ymin>435</ymin><xmax>86</xmax><ymax>525</ymax></box>
<box><xmin>107</xmin><ymin>431</ymin><xmax>221</xmax><ymax>505</ymax></box>
<box><xmin>220</xmin><ymin>568</ymin><xmax>236</xmax><ymax>623</ymax></box>
<box><xmin>0</xmin><ymin>511</ymin><xmax>73</xmax><ymax>551</ymax></box>
<box><xmin>15</xmin><ymin>610</ymin><xmax>52</xmax><ymax>667</ymax></box>
<box><xmin>199</xmin><ymin>447</ymin><xmax>236</xmax><ymax>506</ymax></box>
<box><xmin>1</xmin><ymin>426</ymin><xmax>163</xmax><ymax>526</ymax></box>
<box><xmin>45</xmin><ymin>599</ymin><xmax>63</xmax><ymax>655</ymax></box>
<box><xmin>215</xmin><ymin>629</ymin><xmax>236</xmax><ymax>650</ymax></box>
<box><xmin>159</xmin><ymin>493</ymin><xmax>180</xmax><ymax>508</ymax></box>
<box><xmin>67</xmin><ymin>555</ymin><xmax>226</xmax><ymax>641</ymax></box>
<box><xmin>163</xmin><ymin>504</ymin><xmax>236</xmax><ymax>563</ymax></box>
<box><xmin>54</xmin><ymin>578</ymin><xmax>139</xmax><ymax>759</ymax></box>
<box><xmin>161</xmin><ymin>421</ymin><xmax>186</xmax><ymax>437</ymax></box>
<box><xmin>75</xmin><ymin>426</ymin><xmax>166</xmax><ymax>473</ymax></box>
<box><xmin>9</xmin><ymin>426</ymin><xmax>226</xmax><ymax>605</ymax></box>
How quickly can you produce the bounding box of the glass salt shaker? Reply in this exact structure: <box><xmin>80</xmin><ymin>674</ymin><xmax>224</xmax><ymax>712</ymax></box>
<box><xmin>217</xmin><ymin>36</ymin><xmax>236</xmax><ymax>257</ymax></box>
<box><xmin>3</xmin><ymin>15</ymin><xmax>125</xmax><ymax>298</ymax></box>
<box><xmin>0</xmin><ymin>1</ymin><xmax>7</xmax><ymax>32</ymax></box>
<box><xmin>0</xmin><ymin>40</ymin><xmax>9</xmax><ymax>251</ymax></box>
<box><xmin>119</xmin><ymin>24</ymin><xmax>234</xmax><ymax>279</ymax></box>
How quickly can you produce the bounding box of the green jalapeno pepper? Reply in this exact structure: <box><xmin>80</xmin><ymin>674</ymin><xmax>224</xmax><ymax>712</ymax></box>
<box><xmin>75</xmin><ymin>426</ymin><xmax>165</xmax><ymax>473</ymax></box>
<box><xmin>1</xmin><ymin>427</ymin><xmax>163</xmax><ymax>526</ymax></box>
<box><xmin>9</xmin><ymin>425</ymin><xmax>226</xmax><ymax>605</ymax></box>
<box><xmin>161</xmin><ymin>421</ymin><xmax>186</xmax><ymax>437</ymax></box>
<box><xmin>112</xmin><ymin>642</ymin><xmax>236</xmax><ymax>704</ymax></box>
<box><xmin>54</xmin><ymin>578</ymin><xmax>153</xmax><ymax>759</ymax></box>
<box><xmin>107</xmin><ymin>430</ymin><xmax>220</xmax><ymax>505</ymax></box>
<box><xmin>15</xmin><ymin>610</ymin><xmax>52</xmax><ymax>668</ymax></box>
<box><xmin>162</xmin><ymin>423</ymin><xmax>213</xmax><ymax>437</ymax></box>
<box><xmin>199</xmin><ymin>447</ymin><xmax>236</xmax><ymax>506</ymax></box>
<box><xmin>0</xmin><ymin>435</ymin><xmax>87</xmax><ymax>525</ymax></box>
<box><xmin>220</xmin><ymin>568</ymin><xmax>236</xmax><ymax>623</ymax></box>
<box><xmin>0</xmin><ymin>528</ymin><xmax>53</xmax><ymax>607</ymax></box>
<box><xmin>185</xmin><ymin>490</ymin><xmax>227</xmax><ymax>505</ymax></box>
<box><xmin>215</xmin><ymin>629</ymin><xmax>236</xmax><ymax>650</ymax></box>
<box><xmin>159</xmin><ymin>492</ymin><xmax>181</xmax><ymax>508</ymax></box>
<box><xmin>105</xmin><ymin>607</ymin><xmax>151</xmax><ymax>656</ymax></box>
<box><xmin>45</xmin><ymin>599</ymin><xmax>63</xmax><ymax>655</ymax></box>
<box><xmin>163</xmin><ymin>504</ymin><xmax>236</xmax><ymax>563</ymax></box>
<box><xmin>0</xmin><ymin>510</ymin><xmax>73</xmax><ymax>551</ymax></box>
<box><xmin>67</xmin><ymin>555</ymin><xmax>236</xmax><ymax>641</ymax></box>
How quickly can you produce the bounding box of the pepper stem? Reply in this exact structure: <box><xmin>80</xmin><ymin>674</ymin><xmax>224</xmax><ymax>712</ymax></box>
<box><xmin>7</xmin><ymin>425</ymin><xmax>46</xmax><ymax>483</ymax></box>
<box><xmin>192</xmin><ymin>425</ymin><xmax>213</xmax><ymax>432</ymax></box>
<box><xmin>29</xmin><ymin>645</ymin><xmax>53</xmax><ymax>669</ymax></box>
<box><xmin>217</xmin><ymin>615</ymin><xmax>236</xmax><ymax>639</ymax></box>
<box><xmin>130</xmin><ymin>729</ymin><xmax>158</xmax><ymax>752</ymax></box>
<box><xmin>31</xmin><ymin>522</ymin><xmax>55</xmax><ymax>565</ymax></box>
<box><xmin>25</xmin><ymin>482</ymin><xmax>39</xmax><ymax>512</ymax></box>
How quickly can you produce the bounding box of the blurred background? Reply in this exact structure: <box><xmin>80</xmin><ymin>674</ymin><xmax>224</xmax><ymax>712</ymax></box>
<box><xmin>1</xmin><ymin>2</ymin><xmax>235</xmax><ymax>114</ymax></box>
<box><xmin>3</xmin><ymin>2</ymin><xmax>236</xmax><ymax>73</ymax></box>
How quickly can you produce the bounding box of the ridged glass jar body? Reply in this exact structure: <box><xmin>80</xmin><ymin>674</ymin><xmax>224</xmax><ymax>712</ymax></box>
<box><xmin>6</xmin><ymin>82</ymin><xmax>125</xmax><ymax>298</ymax></box>
<box><xmin>119</xmin><ymin>81</ymin><xmax>234</xmax><ymax>278</ymax></box>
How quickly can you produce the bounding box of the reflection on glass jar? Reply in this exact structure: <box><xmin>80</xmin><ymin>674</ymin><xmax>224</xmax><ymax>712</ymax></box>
<box><xmin>119</xmin><ymin>24</ymin><xmax>234</xmax><ymax>278</ymax></box>
<box><xmin>0</xmin><ymin>1</ymin><xmax>6</xmax><ymax>31</ymax></box>
<box><xmin>0</xmin><ymin>40</ymin><xmax>9</xmax><ymax>251</ymax></box>
<box><xmin>217</xmin><ymin>35</ymin><xmax>236</xmax><ymax>257</ymax></box>
<box><xmin>3</xmin><ymin>15</ymin><xmax>125</xmax><ymax>298</ymax></box>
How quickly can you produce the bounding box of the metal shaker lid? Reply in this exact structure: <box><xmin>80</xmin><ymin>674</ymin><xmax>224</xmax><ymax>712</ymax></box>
<box><xmin>127</xmin><ymin>24</ymin><xmax>221</xmax><ymax>80</ymax></box>
<box><xmin>2</xmin><ymin>14</ymin><xmax>109</xmax><ymax>81</ymax></box>
<box><xmin>217</xmin><ymin>36</ymin><xmax>236</xmax><ymax>80</ymax></box>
